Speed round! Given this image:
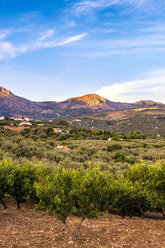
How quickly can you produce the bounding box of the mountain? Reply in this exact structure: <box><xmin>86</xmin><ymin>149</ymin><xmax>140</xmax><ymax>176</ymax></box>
<box><xmin>0</xmin><ymin>86</ymin><xmax>46</xmax><ymax>118</ymax></box>
<box><xmin>0</xmin><ymin>86</ymin><xmax>164</xmax><ymax>119</ymax></box>
<box><xmin>133</xmin><ymin>100</ymin><xmax>163</xmax><ymax>107</ymax></box>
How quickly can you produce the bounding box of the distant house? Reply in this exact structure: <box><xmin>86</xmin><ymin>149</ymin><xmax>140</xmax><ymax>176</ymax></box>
<box><xmin>19</xmin><ymin>122</ymin><xmax>32</xmax><ymax>126</ymax></box>
<box><xmin>53</xmin><ymin>128</ymin><xmax>62</xmax><ymax>134</ymax></box>
<box><xmin>24</xmin><ymin>118</ymin><xmax>32</xmax><ymax>121</ymax></box>
<box><xmin>72</xmin><ymin>119</ymin><xmax>81</xmax><ymax>122</ymax></box>
<box><xmin>56</xmin><ymin>145</ymin><xmax>71</xmax><ymax>151</ymax></box>
<box><xmin>11</xmin><ymin>117</ymin><xmax>32</xmax><ymax>121</ymax></box>
<box><xmin>12</xmin><ymin>118</ymin><xmax>23</xmax><ymax>121</ymax></box>
<box><xmin>0</xmin><ymin>116</ymin><xmax>4</xmax><ymax>120</ymax></box>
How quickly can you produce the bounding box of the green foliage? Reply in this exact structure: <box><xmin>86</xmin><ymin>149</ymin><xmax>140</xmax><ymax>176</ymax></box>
<box><xmin>0</xmin><ymin>160</ymin><xmax>13</xmax><ymax>208</ymax></box>
<box><xmin>112</xmin><ymin>152</ymin><xmax>126</xmax><ymax>162</ymax></box>
<box><xmin>72</xmin><ymin>167</ymin><xmax>113</xmax><ymax>218</ymax></box>
<box><xmin>112</xmin><ymin>179</ymin><xmax>150</xmax><ymax>218</ymax></box>
<box><xmin>0</xmin><ymin>157</ymin><xmax>165</xmax><ymax>240</ymax></box>
<box><xmin>56</xmin><ymin>119</ymin><xmax>69</xmax><ymax>126</ymax></box>
<box><xmin>111</xmin><ymin>137</ymin><xmax>121</xmax><ymax>141</ymax></box>
<box><xmin>36</xmin><ymin>167</ymin><xmax>78</xmax><ymax>222</ymax></box>
<box><xmin>126</xmin><ymin>162</ymin><xmax>165</xmax><ymax>216</ymax></box>
<box><xmin>107</xmin><ymin>144</ymin><xmax>122</xmax><ymax>152</ymax></box>
<box><xmin>35</xmin><ymin>166</ymin><xmax>114</xmax><ymax>239</ymax></box>
<box><xmin>9</xmin><ymin>163</ymin><xmax>38</xmax><ymax>208</ymax></box>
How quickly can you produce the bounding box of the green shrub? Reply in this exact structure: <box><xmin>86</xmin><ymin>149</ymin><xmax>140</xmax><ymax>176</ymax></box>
<box><xmin>107</xmin><ymin>144</ymin><xmax>122</xmax><ymax>152</ymax></box>
<box><xmin>0</xmin><ymin>160</ymin><xmax>13</xmax><ymax>209</ymax></box>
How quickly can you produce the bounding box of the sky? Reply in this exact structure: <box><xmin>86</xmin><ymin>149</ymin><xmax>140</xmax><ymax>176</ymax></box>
<box><xmin>0</xmin><ymin>0</ymin><xmax>165</xmax><ymax>103</ymax></box>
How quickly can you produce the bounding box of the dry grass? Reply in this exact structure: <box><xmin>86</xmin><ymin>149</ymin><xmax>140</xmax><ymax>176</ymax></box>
<box><xmin>4</xmin><ymin>126</ymin><xmax>27</xmax><ymax>132</ymax></box>
<box><xmin>0</xmin><ymin>199</ymin><xmax>165</xmax><ymax>248</ymax></box>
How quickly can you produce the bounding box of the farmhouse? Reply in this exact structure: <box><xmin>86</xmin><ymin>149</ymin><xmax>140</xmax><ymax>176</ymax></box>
<box><xmin>56</xmin><ymin>145</ymin><xmax>71</xmax><ymax>151</ymax></box>
<box><xmin>53</xmin><ymin>128</ymin><xmax>62</xmax><ymax>134</ymax></box>
<box><xmin>19</xmin><ymin>122</ymin><xmax>32</xmax><ymax>126</ymax></box>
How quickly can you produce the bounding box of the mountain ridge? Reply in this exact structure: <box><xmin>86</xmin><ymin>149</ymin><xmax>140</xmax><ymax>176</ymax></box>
<box><xmin>0</xmin><ymin>86</ymin><xmax>164</xmax><ymax>119</ymax></box>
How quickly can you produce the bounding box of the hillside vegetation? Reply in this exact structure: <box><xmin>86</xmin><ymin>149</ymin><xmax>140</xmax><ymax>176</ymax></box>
<box><xmin>0</xmin><ymin>119</ymin><xmax>165</xmax><ymax>247</ymax></box>
<box><xmin>66</xmin><ymin>106</ymin><xmax>165</xmax><ymax>136</ymax></box>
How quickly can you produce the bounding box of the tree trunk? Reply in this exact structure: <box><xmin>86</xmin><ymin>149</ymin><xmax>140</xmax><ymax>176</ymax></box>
<box><xmin>17</xmin><ymin>200</ymin><xmax>20</xmax><ymax>209</ymax></box>
<box><xmin>138</xmin><ymin>204</ymin><xmax>144</xmax><ymax>217</ymax></box>
<box><xmin>1</xmin><ymin>198</ymin><xmax>7</xmax><ymax>209</ymax></box>
<box><xmin>122</xmin><ymin>209</ymin><xmax>125</xmax><ymax>218</ymax></box>
<box><xmin>64</xmin><ymin>219</ymin><xmax>76</xmax><ymax>240</ymax></box>
<box><xmin>77</xmin><ymin>216</ymin><xmax>85</xmax><ymax>239</ymax></box>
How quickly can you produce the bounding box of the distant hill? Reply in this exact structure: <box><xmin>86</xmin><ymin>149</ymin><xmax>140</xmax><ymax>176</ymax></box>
<box><xmin>0</xmin><ymin>86</ymin><xmax>164</xmax><ymax>119</ymax></box>
<box><xmin>66</xmin><ymin>106</ymin><xmax>165</xmax><ymax>136</ymax></box>
<box><xmin>133</xmin><ymin>100</ymin><xmax>163</xmax><ymax>107</ymax></box>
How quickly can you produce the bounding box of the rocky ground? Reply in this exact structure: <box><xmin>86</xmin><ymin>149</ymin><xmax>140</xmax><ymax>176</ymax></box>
<box><xmin>0</xmin><ymin>199</ymin><xmax>165</xmax><ymax>248</ymax></box>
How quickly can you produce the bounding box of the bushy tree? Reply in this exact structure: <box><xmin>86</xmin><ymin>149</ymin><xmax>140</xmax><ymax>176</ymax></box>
<box><xmin>0</xmin><ymin>160</ymin><xmax>13</xmax><ymax>209</ymax></box>
<box><xmin>36</xmin><ymin>167</ymin><xmax>79</xmax><ymax>239</ymax></box>
<box><xmin>126</xmin><ymin>162</ymin><xmax>165</xmax><ymax>218</ymax></box>
<box><xmin>112</xmin><ymin>179</ymin><xmax>150</xmax><ymax>218</ymax></box>
<box><xmin>35</xmin><ymin>166</ymin><xmax>113</xmax><ymax>240</ymax></box>
<box><xmin>9</xmin><ymin>164</ymin><xmax>38</xmax><ymax>208</ymax></box>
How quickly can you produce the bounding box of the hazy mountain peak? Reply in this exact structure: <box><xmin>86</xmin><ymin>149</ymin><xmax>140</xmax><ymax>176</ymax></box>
<box><xmin>133</xmin><ymin>100</ymin><xmax>162</xmax><ymax>106</ymax></box>
<box><xmin>0</xmin><ymin>86</ymin><xmax>13</xmax><ymax>97</ymax></box>
<box><xmin>69</xmin><ymin>93</ymin><xmax>107</xmax><ymax>106</ymax></box>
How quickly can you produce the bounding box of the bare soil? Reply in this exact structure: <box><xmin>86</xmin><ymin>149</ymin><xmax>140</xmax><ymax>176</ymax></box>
<box><xmin>4</xmin><ymin>126</ymin><xmax>27</xmax><ymax>132</ymax></box>
<box><xmin>0</xmin><ymin>199</ymin><xmax>165</xmax><ymax>248</ymax></box>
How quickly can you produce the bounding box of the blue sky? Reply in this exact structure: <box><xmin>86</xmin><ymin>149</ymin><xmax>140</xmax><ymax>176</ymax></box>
<box><xmin>0</xmin><ymin>0</ymin><xmax>165</xmax><ymax>103</ymax></box>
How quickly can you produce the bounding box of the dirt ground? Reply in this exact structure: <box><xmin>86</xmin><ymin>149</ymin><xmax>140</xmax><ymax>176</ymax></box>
<box><xmin>0</xmin><ymin>199</ymin><xmax>165</xmax><ymax>248</ymax></box>
<box><xmin>4</xmin><ymin>126</ymin><xmax>27</xmax><ymax>132</ymax></box>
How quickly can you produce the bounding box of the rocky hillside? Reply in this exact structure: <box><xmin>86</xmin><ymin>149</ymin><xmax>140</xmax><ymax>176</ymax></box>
<box><xmin>0</xmin><ymin>86</ymin><xmax>163</xmax><ymax>119</ymax></box>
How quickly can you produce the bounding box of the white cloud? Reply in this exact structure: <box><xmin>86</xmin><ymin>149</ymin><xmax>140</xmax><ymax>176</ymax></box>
<box><xmin>54</xmin><ymin>33</ymin><xmax>87</xmax><ymax>46</ymax></box>
<box><xmin>78</xmin><ymin>33</ymin><xmax>165</xmax><ymax>57</ymax></box>
<box><xmin>139</xmin><ymin>25</ymin><xmax>165</xmax><ymax>33</ymax></box>
<box><xmin>102</xmin><ymin>35</ymin><xmax>165</xmax><ymax>49</ymax></box>
<box><xmin>0</xmin><ymin>31</ymin><xmax>87</xmax><ymax>60</ymax></box>
<box><xmin>33</xmin><ymin>32</ymin><xmax>87</xmax><ymax>49</ymax></box>
<box><xmin>74</xmin><ymin>0</ymin><xmax>151</xmax><ymax>13</ymax></box>
<box><xmin>74</xmin><ymin>0</ymin><xmax>119</xmax><ymax>13</ymax></box>
<box><xmin>0</xmin><ymin>34</ymin><xmax>6</xmax><ymax>40</ymax></box>
<box><xmin>95</xmin><ymin>69</ymin><xmax>165</xmax><ymax>103</ymax></box>
<box><xmin>38</xmin><ymin>29</ymin><xmax>55</xmax><ymax>41</ymax></box>
<box><xmin>0</xmin><ymin>29</ymin><xmax>11</xmax><ymax>40</ymax></box>
<box><xmin>66</xmin><ymin>21</ymin><xmax>76</xmax><ymax>28</ymax></box>
<box><xmin>0</xmin><ymin>41</ymin><xmax>16</xmax><ymax>59</ymax></box>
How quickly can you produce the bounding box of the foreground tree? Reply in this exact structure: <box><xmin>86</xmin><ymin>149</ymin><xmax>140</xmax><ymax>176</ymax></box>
<box><xmin>112</xmin><ymin>179</ymin><xmax>150</xmax><ymax>218</ymax></box>
<box><xmin>35</xmin><ymin>166</ymin><xmax>111</xmax><ymax>240</ymax></box>
<box><xmin>36</xmin><ymin>167</ymin><xmax>78</xmax><ymax>239</ymax></box>
<box><xmin>126</xmin><ymin>162</ymin><xmax>165</xmax><ymax>218</ymax></box>
<box><xmin>9</xmin><ymin>164</ymin><xmax>38</xmax><ymax>209</ymax></box>
<box><xmin>0</xmin><ymin>160</ymin><xmax>13</xmax><ymax>209</ymax></box>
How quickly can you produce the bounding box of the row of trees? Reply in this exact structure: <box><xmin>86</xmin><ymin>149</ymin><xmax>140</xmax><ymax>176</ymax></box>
<box><xmin>0</xmin><ymin>160</ymin><xmax>164</xmax><ymax>240</ymax></box>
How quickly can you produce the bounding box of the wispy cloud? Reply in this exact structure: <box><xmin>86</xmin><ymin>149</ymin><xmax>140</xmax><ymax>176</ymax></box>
<box><xmin>95</xmin><ymin>69</ymin><xmax>165</xmax><ymax>103</ymax></box>
<box><xmin>76</xmin><ymin>32</ymin><xmax>165</xmax><ymax>57</ymax></box>
<box><xmin>0</xmin><ymin>29</ymin><xmax>11</xmax><ymax>40</ymax></box>
<box><xmin>39</xmin><ymin>33</ymin><xmax>87</xmax><ymax>48</ymax></box>
<box><xmin>0</xmin><ymin>34</ymin><xmax>7</xmax><ymax>40</ymax></box>
<box><xmin>103</xmin><ymin>35</ymin><xmax>165</xmax><ymax>48</ymax></box>
<box><xmin>0</xmin><ymin>41</ymin><xmax>15</xmax><ymax>59</ymax></box>
<box><xmin>38</xmin><ymin>29</ymin><xmax>55</xmax><ymax>41</ymax></box>
<box><xmin>0</xmin><ymin>30</ymin><xmax>87</xmax><ymax>60</ymax></box>
<box><xmin>66</xmin><ymin>21</ymin><xmax>76</xmax><ymax>28</ymax></box>
<box><xmin>73</xmin><ymin>0</ymin><xmax>152</xmax><ymax>13</ymax></box>
<box><xmin>139</xmin><ymin>23</ymin><xmax>165</xmax><ymax>33</ymax></box>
